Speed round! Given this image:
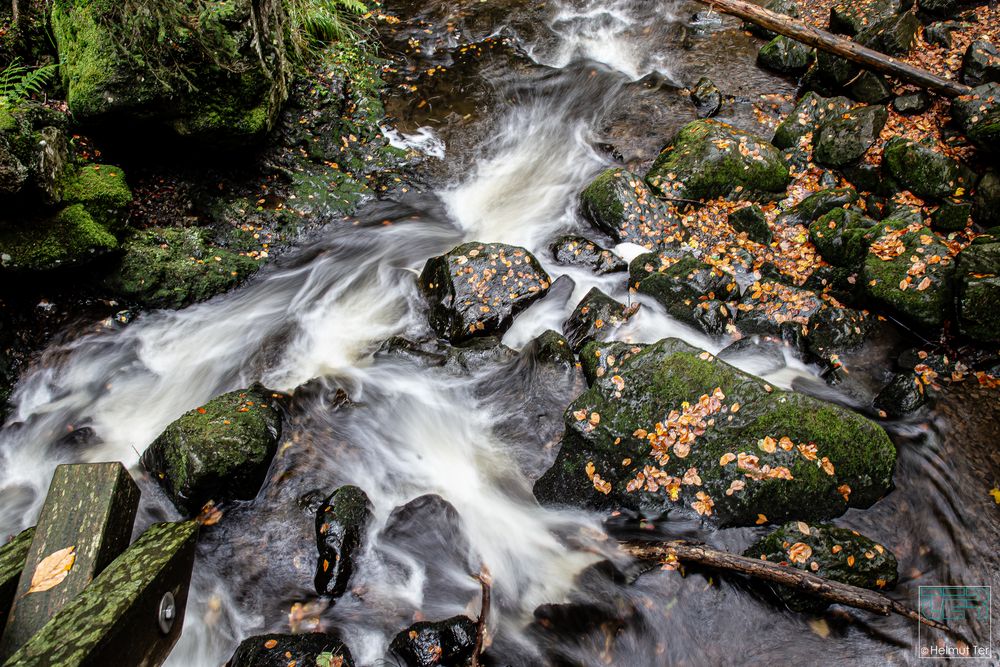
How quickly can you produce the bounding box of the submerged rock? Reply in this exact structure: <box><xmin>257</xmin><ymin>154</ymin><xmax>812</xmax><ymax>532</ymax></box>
<box><xmin>141</xmin><ymin>387</ymin><xmax>282</xmax><ymax>515</ymax></box>
<box><xmin>813</xmin><ymin>105</ymin><xmax>888</xmax><ymax>168</ymax></box>
<box><xmin>691</xmin><ymin>77</ymin><xmax>722</xmax><ymax>118</ymax></box>
<box><xmin>315</xmin><ymin>485</ymin><xmax>372</xmax><ymax>599</ymax></box>
<box><xmin>873</xmin><ymin>372</ymin><xmax>927</xmax><ymax>417</ymax></box>
<box><xmin>534</xmin><ymin>338</ymin><xmax>896</xmax><ymax>527</ymax></box>
<box><xmin>646</xmin><ymin>120</ymin><xmax>790</xmax><ymax>202</ymax></box>
<box><xmin>744</xmin><ymin>522</ymin><xmax>898</xmax><ymax>612</ymax></box>
<box><xmin>228</xmin><ymin>633</ymin><xmax>354</xmax><ymax>667</ymax></box>
<box><xmin>419</xmin><ymin>242</ymin><xmax>551</xmax><ymax>343</ymax></box>
<box><xmin>952</xmin><ymin>83</ymin><xmax>1000</xmax><ymax>152</ymax></box>
<box><xmin>562</xmin><ymin>287</ymin><xmax>638</xmax><ymax>351</ymax></box>
<box><xmin>389</xmin><ymin>616</ymin><xmax>477</xmax><ymax>667</ymax></box>
<box><xmin>549</xmin><ymin>235</ymin><xmax>627</xmax><ymax>274</ymax></box>
<box><xmin>579</xmin><ymin>168</ymin><xmax>680</xmax><ymax>247</ymax></box>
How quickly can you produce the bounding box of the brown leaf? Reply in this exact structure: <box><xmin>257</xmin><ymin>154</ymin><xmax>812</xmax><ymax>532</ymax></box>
<box><xmin>28</xmin><ymin>546</ymin><xmax>76</xmax><ymax>593</ymax></box>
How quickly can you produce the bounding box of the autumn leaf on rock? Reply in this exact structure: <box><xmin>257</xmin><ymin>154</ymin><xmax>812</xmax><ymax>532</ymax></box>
<box><xmin>28</xmin><ymin>546</ymin><xmax>76</xmax><ymax>593</ymax></box>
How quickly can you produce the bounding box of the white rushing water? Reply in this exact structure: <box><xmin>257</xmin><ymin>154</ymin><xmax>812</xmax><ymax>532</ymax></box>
<box><xmin>0</xmin><ymin>1</ymin><xmax>820</xmax><ymax>664</ymax></box>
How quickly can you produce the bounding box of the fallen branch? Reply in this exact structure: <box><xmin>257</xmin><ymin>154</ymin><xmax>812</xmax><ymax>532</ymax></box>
<box><xmin>470</xmin><ymin>566</ymin><xmax>492</xmax><ymax>667</ymax></box>
<box><xmin>699</xmin><ymin>0</ymin><xmax>972</xmax><ymax>98</ymax></box>
<box><xmin>623</xmin><ymin>540</ymin><xmax>949</xmax><ymax>631</ymax></box>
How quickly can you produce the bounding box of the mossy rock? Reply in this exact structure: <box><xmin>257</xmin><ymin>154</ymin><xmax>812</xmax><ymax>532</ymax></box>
<box><xmin>775</xmin><ymin>187</ymin><xmax>859</xmax><ymax>228</ymax></box>
<box><xmin>630</xmin><ymin>254</ymin><xmax>737</xmax><ymax>336</ymax></box>
<box><xmin>418</xmin><ymin>242</ymin><xmax>551</xmax><ymax>342</ymax></box>
<box><xmin>0</xmin><ymin>204</ymin><xmax>116</xmax><ymax>271</ymax></box>
<box><xmin>744</xmin><ymin>522</ymin><xmax>898</xmax><ymax>612</ymax></box>
<box><xmin>0</xmin><ymin>101</ymin><xmax>72</xmax><ymax>204</ymax></box>
<box><xmin>549</xmin><ymin>234</ymin><xmax>627</xmax><ymax>274</ymax></box>
<box><xmin>104</xmin><ymin>226</ymin><xmax>260</xmax><ymax>309</ymax></box>
<box><xmin>728</xmin><ymin>205</ymin><xmax>771</xmax><ymax>244</ymax></box>
<box><xmin>579</xmin><ymin>168</ymin><xmax>681</xmax><ymax>247</ymax></box>
<box><xmin>51</xmin><ymin>0</ymin><xmax>288</xmax><ymax>145</ymax></box>
<box><xmin>829</xmin><ymin>0</ymin><xmax>902</xmax><ymax>36</ymax></box>
<box><xmin>956</xmin><ymin>241</ymin><xmax>1000</xmax><ymax>342</ymax></box>
<box><xmin>140</xmin><ymin>386</ymin><xmax>282</xmax><ymax>515</ymax></box>
<box><xmin>533</xmin><ymin>338</ymin><xmax>896</xmax><ymax>527</ymax></box>
<box><xmin>314</xmin><ymin>485</ymin><xmax>372</xmax><ymax>599</ymax></box>
<box><xmin>772</xmin><ymin>92</ymin><xmax>854</xmax><ymax>151</ymax></box>
<box><xmin>757</xmin><ymin>36</ymin><xmax>813</xmax><ymax>75</ymax></box>
<box><xmin>809</xmin><ymin>207</ymin><xmax>878</xmax><ymax>268</ymax></box>
<box><xmin>813</xmin><ymin>105</ymin><xmax>888</xmax><ymax>168</ymax></box>
<box><xmin>60</xmin><ymin>163</ymin><xmax>132</xmax><ymax>231</ymax></box>
<box><xmin>973</xmin><ymin>169</ymin><xmax>1000</xmax><ymax>228</ymax></box>
<box><xmin>882</xmin><ymin>137</ymin><xmax>969</xmax><ymax>200</ymax></box>
<box><xmin>646</xmin><ymin>120</ymin><xmax>790</xmax><ymax>202</ymax></box>
<box><xmin>562</xmin><ymin>287</ymin><xmax>636</xmax><ymax>351</ymax></box>
<box><xmin>862</xmin><ymin>216</ymin><xmax>956</xmax><ymax>329</ymax></box>
<box><xmin>951</xmin><ymin>83</ymin><xmax>1000</xmax><ymax>153</ymax></box>
<box><xmin>856</xmin><ymin>11</ymin><xmax>920</xmax><ymax>56</ymax></box>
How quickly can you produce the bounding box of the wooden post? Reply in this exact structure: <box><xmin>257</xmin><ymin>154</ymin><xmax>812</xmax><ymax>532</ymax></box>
<box><xmin>0</xmin><ymin>529</ymin><xmax>34</xmax><ymax>632</ymax></box>
<box><xmin>0</xmin><ymin>463</ymin><xmax>140</xmax><ymax>657</ymax></box>
<box><xmin>2</xmin><ymin>521</ymin><xmax>200</xmax><ymax>667</ymax></box>
<box><xmin>700</xmin><ymin>0</ymin><xmax>973</xmax><ymax>98</ymax></box>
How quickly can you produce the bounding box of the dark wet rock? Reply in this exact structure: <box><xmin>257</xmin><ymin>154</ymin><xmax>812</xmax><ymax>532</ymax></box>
<box><xmin>579</xmin><ymin>168</ymin><xmax>680</xmax><ymax>248</ymax></box>
<box><xmin>549</xmin><ymin>235</ymin><xmax>627</xmax><ymax>274</ymax></box>
<box><xmin>809</xmin><ymin>207</ymin><xmax>878</xmax><ymax>268</ymax></box>
<box><xmin>956</xmin><ymin>239</ymin><xmax>1000</xmax><ymax>342</ymax></box>
<box><xmin>0</xmin><ymin>102</ymin><xmax>71</xmax><ymax>204</ymax></box>
<box><xmin>772</xmin><ymin>92</ymin><xmax>854</xmax><ymax>151</ymax></box>
<box><xmin>578</xmin><ymin>341</ymin><xmax>649</xmax><ymax>386</ymax></box>
<box><xmin>229</xmin><ymin>633</ymin><xmax>354</xmax><ymax>667</ymax></box>
<box><xmin>882</xmin><ymin>137</ymin><xmax>969</xmax><ymax>200</ymax></box>
<box><xmin>717</xmin><ymin>336</ymin><xmax>788</xmax><ymax>376</ymax></box>
<box><xmin>0</xmin><ymin>204</ymin><xmax>117</xmax><ymax>271</ymax></box>
<box><xmin>533</xmin><ymin>338</ymin><xmax>896</xmax><ymax>527</ymax></box>
<box><xmin>531</xmin><ymin>329</ymin><xmax>577</xmax><ymax>370</ymax></box>
<box><xmin>746</xmin><ymin>0</ymin><xmax>799</xmax><ymax>39</ymax></box>
<box><xmin>931</xmin><ymin>199</ymin><xmax>972</xmax><ymax>231</ymax></box>
<box><xmin>856</xmin><ymin>11</ymin><xmax>921</xmax><ymax>56</ymax></box>
<box><xmin>757</xmin><ymin>36</ymin><xmax>813</xmax><ymax>75</ymax></box>
<box><xmin>813</xmin><ymin>104</ymin><xmax>889</xmax><ymax>168</ymax></box>
<box><xmin>691</xmin><ymin>77</ymin><xmax>722</xmax><ymax>118</ymax></box>
<box><xmin>141</xmin><ymin>387</ymin><xmax>282</xmax><ymax>515</ymax></box>
<box><xmin>805</xmin><ymin>305</ymin><xmax>873</xmax><ymax>359</ymax></box>
<box><xmin>442</xmin><ymin>336</ymin><xmax>518</xmax><ymax>372</ymax></box>
<box><xmin>924</xmin><ymin>21</ymin><xmax>961</xmax><ymax>48</ymax></box>
<box><xmin>920</xmin><ymin>0</ymin><xmax>971</xmax><ymax>19</ymax></box>
<box><xmin>104</xmin><ymin>226</ymin><xmax>256</xmax><ymax>309</ymax></box>
<box><xmin>775</xmin><ymin>187</ymin><xmax>860</xmax><ymax>229</ymax></box>
<box><xmin>847</xmin><ymin>71</ymin><xmax>893</xmax><ymax>104</ymax></box>
<box><xmin>647</xmin><ymin>120</ymin><xmax>790</xmax><ymax>202</ymax></box>
<box><xmin>419</xmin><ymin>242</ymin><xmax>551</xmax><ymax>343</ymax></box>
<box><xmin>862</xmin><ymin>214</ymin><xmax>957</xmax><ymax>329</ymax></box>
<box><xmin>803</xmin><ymin>51</ymin><xmax>858</xmax><ymax>92</ymax></box>
<box><xmin>961</xmin><ymin>40</ymin><xmax>1000</xmax><ymax>87</ymax></box>
<box><xmin>973</xmin><ymin>169</ymin><xmax>1000</xmax><ymax>227</ymax></box>
<box><xmin>562</xmin><ymin>287</ymin><xmax>638</xmax><ymax>351</ymax></box>
<box><xmin>893</xmin><ymin>91</ymin><xmax>932</xmax><ymax>115</ymax></box>
<box><xmin>734</xmin><ymin>280</ymin><xmax>824</xmax><ymax>342</ymax></box>
<box><xmin>389</xmin><ymin>616</ymin><xmax>476</xmax><ymax>667</ymax></box>
<box><xmin>630</xmin><ymin>254</ymin><xmax>737</xmax><ymax>336</ymax></box>
<box><xmin>874</xmin><ymin>372</ymin><xmax>927</xmax><ymax>417</ymax></box>
<box><xmin>376</xmin><ymin>337</ymin><xmax>448</xmax><ymax>368</ymax></box>
<box><xmin>829</xmin><ymin>0</ymin><xmax>902</xmax><ymax>36</ymax></box>
<box><xmin>951</xmin><ymin>83</ymin><xmax>1000</xmax><ymax>152</ymax></box>
<box><xmin>52</xmin><ymin>0</ymin><xmax>290</xmax><ymax>146</ymax></box>
<box><xmin>314</xmin><ymin>485</ymin><xmax>372</xmax><ymax>599</ymax></box>
<box><xmin>744</xmin><ymin>522</ymin><xmax>898</xmax><ymax>612</ymax></box>
<box><xmin>728</xmin><ymin>205</ymin><xmax>772</xmax><ymax>244</ymax></box>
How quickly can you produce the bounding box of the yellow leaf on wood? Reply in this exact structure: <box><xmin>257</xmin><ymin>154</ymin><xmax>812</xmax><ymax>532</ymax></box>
<box><xmin>28</xmin><ymin>546</ymin><xmax>76</xmax><ymax>593</ymax></box>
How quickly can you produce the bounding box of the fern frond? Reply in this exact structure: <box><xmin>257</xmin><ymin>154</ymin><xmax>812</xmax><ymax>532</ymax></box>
<box><xmin>0</xmin><ymin>60</ymin><xmax>58</xmax><ymax>103</ymax></box>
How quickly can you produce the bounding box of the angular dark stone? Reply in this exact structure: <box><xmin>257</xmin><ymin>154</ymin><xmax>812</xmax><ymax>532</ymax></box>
<box><xmin>728</xmin><ymin>205</ymin><xmax>772</xmax><ymax>244</ymax></box>
<box><xmin>579</xmin><ymin>168</ymin><xmax>681</xmax><ymax>247</ymax></box>
<box><xmin>856</xmin><ymin>11</ymin><xmax>920</xmax><ymax>56</ymax></box>
<box><xmin>758</xmin><ymin>36</ymin><xmax>813</xmax><ymax>75</ymax></box>
<box><xmin>229</xmin><ymin>633</ymin><xmax>354</xmax><ymax>667</ymax></box>
<box><xmin>847</xmin><ymin>71</ymin><xmax>893</xmax><ymax>104</ymax></box>
<box><xmin>315</xmin><ymin>485</ymin><xmax>372</xmax><ymax>598</ymax></box>
<box><xmin>874</xmin><ymin>372</ymin><xmax>926</xmax><ymax>417</ymax></box>
<box><xmin>562</xmin><ymin>287</ymin><xmax>637</xmax><ymax>351</ymax></box>
<box><xmin>630</xmin><ymin>254</ymin><xmax>737</xmax><ymax>336</ymax></box>
<box><xmin>691</xmin><ymin>77</ymin><xmax>722</xmax><ymax>118</ymax></box>
<box><xmin>882</xmin><ymin>137</ymin><xmax>969</xmax><ymax>200</ymax></box>
<box><xmin>951</xmin><ymin>83</ymin><xmax>1000</xmax><ymax>152</ymax></box>
<box><xmin>961</xmin><ymin>40</ymin><xmax>1000</xmax><ymax>87</ymax></box>
<box><xmin>829</xmin><ymin>0</ymin><xmax>902</xmax><ymax>36</ymax></box>
<box><xmin>549</xmin><ymin>235</ymin><xmax>627</xmax><ymax>274</ymax></box>
<box><xmin>973</xmin><ymin>169</ymin><xmax>1000</xmax><ymax>228</ymax></box>
<box><xmin>389</xmin><ymin>616</ymin><xmax>477</xmax><ymax>667</ymax></box>
<box><xmin>772</xmin><ymin>92</ymin><xmax>854</xmax><ymax>150</ymax></box>
<box><xmin>893</xmin><ymin>91</ymin><xmax>932</xmax><ymax>115</ymax></box>
<box><xmin>814</xmin><ymin>105</ymin><xmax>889</xmax><ymax>168</ymax></box>
<box><xmin>931</xmin><ymin>199</ymin><xmax>972</xmax><ymax>231</ymax></box>
<box><xmin>808</xmin><ymin>207</ymin><xmax>878</xmax><ymax>268</ymax></box>
<box><xmin>776</xmin><ymin>187</ymin><xmax>860</xmax><ymax>228</ymax></box>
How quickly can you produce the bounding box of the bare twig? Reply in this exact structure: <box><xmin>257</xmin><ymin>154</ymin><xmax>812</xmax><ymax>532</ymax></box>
<box><xmin>471</xmin><ymin>566</ymin><xmax>492</xmax><ymax>667</ymax></box>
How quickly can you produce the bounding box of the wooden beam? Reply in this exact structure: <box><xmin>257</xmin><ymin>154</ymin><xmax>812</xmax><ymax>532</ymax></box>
<box><xmin>0</xmin><ymin>529</ymin><xmax>34</xmax><ymax>632</ymax></box>
<box><xmin>2</xmin><ymin>521</ymin><xmax>199</xmax><ymax>667</ymax></box>
<box><xmin>0</xmin><ymin>463</ymin><xmax>140</xmax><ymax>657</ymax></box>
<box><xmin>701</xmin><ymin>0</ymin><xmax>973</xmax><ymax>98</ymax></box>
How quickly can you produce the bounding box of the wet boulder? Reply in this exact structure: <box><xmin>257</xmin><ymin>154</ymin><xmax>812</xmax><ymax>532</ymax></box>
<box><xmin>728</xmin><ymin>205</ymin><xmax>771</xmax><ymax>244</ymax></box>
<box><xmin>758</xmin><ymin>36</ymin><xmax>813</xmax><ymax>75</ymax></box>
<box><xmin>579</xmin><ymin>168</ymin><xmax>681</xmax><ymax>247</ymax></box>
<box><xmin>0</xmin><ymin>204</ymin><xmax>117</xmax><ymax>271</ymax></box>
<box><xmin>533</xmin><ymin>338</ymin><xmax>896</xmax><ymax>527</ymax></box>
<box><xmin>646</xmin><ymin>120</ymin><xmax>790</xmax><ymax>202</ymax></box>
<box><xmin>0</xmin><ymin>102</ymin><xmax>71</xmax><ymax>203</ymax></box>
<box><xmin>630</xmin><ymin>254</ymin><xmax>737</xmax><ymax>336</ymax></box>
<box><xmin>141</xmin><ymin>387</ymin><xmax>282</xmax><ymax>515</ymax></box>
<box><xmin>691</xmin><ymin>77</ymin><xmax>722</xmax><ymax>118</ymax></box>
<box><xmin>389</xmin><ymin>616</ymin><xmax>477</xmax><ymax>667</ymax></box>
<box><xmin>745</xmin><ymin>0</ymin><xmax>799</xmax><ymax>39</ymax></box>
<box><xmin>829</xmin><ymin>0</ymin><xmax>902</xmax><ymax>36</ymax></box>
<box><xmin>847</xmin><ymin>72</ymin><xmax>893</xmax><ymax>105</ymax></box>
<box><xmin>919</xmin><ymin>0</ymin><xmax>972</xmax><ymax>19</ymax></box>
<box><xmin>744</xmin><ymin>522</ymin><xmax>898</xmax><ymax>612</ymax></box>
<box><xmin>930</xmin><ymin>199</ymin><xmax>972</xmax><ymax>232</ymax></box>
<box><xmin>228</xmin><ymin>633</ymin><xmax>354</xmax><ymax>667</ymax></box>
<box><xmin>549</xmin><ymin>235</ymin><xmax>627</xmax><ymax>274</ymax></box>
<box><xmin>419</xmin><ymin>242</ymin><xmax>551</xmax><ymax>343</ymax></box>
<box><xmin>775</xmin><ymin>187</ymin><xmax>859</xmax><ymax>229</ymax></box>
<box><xmin>856</xmin><ymin>11</ymin><xmax>920</xmax><ymax>56</ymax></box>
<box><xmin>562</xmin><ymin>287</ymin><xmax>638</xmax><ymax>351</ymax></box>
<box><xmin>862</xmin><ymin>215</ymin><xmax>957</xmax><ymax>329</ymax></box>
<box><xmin>813</xmin><ymin>104</ymin><xmax>888</xmax><ymax>168</ymax></box>
<box><xmin>873</xmin><ymin>372</ymin><xmax>926</xmax><ymax>417</ymax></box>
<box><xmin>805</xmin><ymin>304</ymin><xmax>873</xmax><ymax>360</ymax></box>
<box><xmin>961</xmin><ymin>40</ymin><xmax>1000</xmax><ymax>87</ymax></box>
<box><xmin>973</xmin><ymin>169</ymin><xmax>1000</xmax><ymax>228</ymax></box>
<box><xmin>893</xmin><ymin>91</ymin><xmax>932</xmax><ymax>115</ymax></box>
<box><xmin>734</xmin><ymin>280</ymin><xmax>824</xmax><ymax>341</ymax></box>
<box><xmin>808</xmin><ymin>207</ymin><xmax>878</xmax><ymax>268</ymax></box>
<box><xmin>52</xmin><ymin>0</ymin><xmax>291</xmax><ymax>146</ymax></box>
<box><xmin>578</xmin><ymin>341</ymin><xmax>648</xmax><ymax>386</ymax></box>
<box><xmin>803</xmin><ymin>51</ymin><xmax>858</xmax><ymax>93</ymax></box>
<box><xmin>955</xmin><ymin>239</ymin><xmax>1000</xmax><ymax>342</ymax></box>
<box><xmin>103</xmin><ymin>227</ymin><xmax>259</xmax><ymax>309</ymax></box>
<box><xmin>882</xmin><ymin>137</ymin><xmax>970</xmax><ymax>200</ymax></box>
<box><xmin>315</xmin><ymin>485</ymin><xmax>372</xmax><ymax>599</ymax></box>
<box><xmin>772</xmin><ymin>92</ymin><xmax>854</xmax><ymax>151</ymax></box>
<box><xmin>951</xmin><ymin>83</ymin><xmax>1000</xmax><ymax>152</ymax></box>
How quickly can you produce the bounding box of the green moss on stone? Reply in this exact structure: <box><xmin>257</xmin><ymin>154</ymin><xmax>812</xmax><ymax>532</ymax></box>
<box><xmin>0</xmin><ymin>204</ymin><xmax>117</xmax><ymax>271</ymax></box>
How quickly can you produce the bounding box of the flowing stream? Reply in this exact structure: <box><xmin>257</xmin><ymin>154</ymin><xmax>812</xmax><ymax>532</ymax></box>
<box><xmin>1</xmin><ymin>1</ymin><xmax>997</xmax><ymax>665</ymax></box>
